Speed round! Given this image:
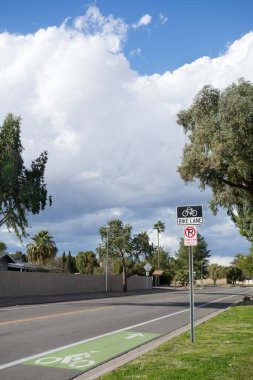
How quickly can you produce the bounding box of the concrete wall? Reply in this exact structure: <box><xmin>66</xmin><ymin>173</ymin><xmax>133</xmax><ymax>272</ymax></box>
<box><xmin>0</xmin><ymin>260</ymin><xmax>8</xmax><ymax>272</ymax></box>
<box><xmin>0</xmin><ymin>272</ymin><xmax>152</xmax><ymax>298</ymax></box>
<box><xmin>195</xmin><ymin>278</ymin><xmax>227</xmax><ymax>285</ymax></box>
<box><xmin>236</xmin><ymin>279</ymin><xmax>253</xmax><ymax>286</ymax></box>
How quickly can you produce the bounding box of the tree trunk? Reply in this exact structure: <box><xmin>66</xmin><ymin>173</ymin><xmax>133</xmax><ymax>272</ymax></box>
<box><xmin>157</xmin><ymin>230</ymin><xmax>160</xmax><ymax>270</ymax></box>
<box><xmin>122</xmin><ymin>256</ymin><xmax>127</xmax><ymax>292</ymax></box>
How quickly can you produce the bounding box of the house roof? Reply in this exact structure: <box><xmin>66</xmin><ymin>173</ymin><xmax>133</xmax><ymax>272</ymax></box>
<box><xmin>0</xmin><ymin>253</ymin><xmax>16</xmax><ymax>264</ymax></box>
<box><xmin>152</xmin><ymin>270</ymin><xmax>164</xmax><ymax>276</ymax></box>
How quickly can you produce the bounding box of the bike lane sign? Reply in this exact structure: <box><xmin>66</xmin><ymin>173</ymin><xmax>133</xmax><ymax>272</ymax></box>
<box><xmin>177</xmin><ymin>205</ymin><xmax>203</xmax><ymax>225</ymax></box>
<box><xmin>184</xmin><ymin>226</ymin><xmax>197</xmax><ymax>246</ymax></box>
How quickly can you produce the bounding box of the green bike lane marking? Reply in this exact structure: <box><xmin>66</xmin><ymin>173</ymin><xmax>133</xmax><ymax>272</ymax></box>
<box><xmin>23</xmin><ymin>331</ymin><xmax>160</xmax><ymax>371</ymax></box>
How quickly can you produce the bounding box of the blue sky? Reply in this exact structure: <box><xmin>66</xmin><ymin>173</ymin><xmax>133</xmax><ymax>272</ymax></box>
<box><xmin>1</xmin><ymin>0</ymin><xmax>253</xmax><ymax>74</ymax></box>
<box><xmin>0</xmin><ymin>0</ymin><xmax>253</xmax><ymax>264</ymax></box>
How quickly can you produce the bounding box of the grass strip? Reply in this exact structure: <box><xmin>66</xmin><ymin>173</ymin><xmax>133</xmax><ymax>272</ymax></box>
<box><xmin>100</xmin><ymin>303</ymin><xmax>253</xmax><ymax>380</ymax></box>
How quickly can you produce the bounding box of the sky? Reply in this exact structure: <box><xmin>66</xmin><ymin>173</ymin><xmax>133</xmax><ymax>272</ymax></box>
<box><xmin>0</xmin><ymin>0</ymin><xmax>253</xmax><ymax>266</ymax></box>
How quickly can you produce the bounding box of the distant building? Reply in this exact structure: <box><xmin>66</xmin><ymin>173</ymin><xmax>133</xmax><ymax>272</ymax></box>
<box><xmin>0</xmin><ymin>253</ymin><xmax>16</xmax><ymax>271</ymax></box>
<box><xmin>0</xmin><ymin>252</ymin><xmax>36</xmax><ymax>272</ymax></box>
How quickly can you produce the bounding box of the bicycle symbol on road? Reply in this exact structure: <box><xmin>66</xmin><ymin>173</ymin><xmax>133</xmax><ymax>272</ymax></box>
<box><xmin>182</xmin><ymin>207</ymin><xmax>198</xmax><ymax>217</ymax></box>
<box><xmin>185</xmin><ymin>226</ymin><xmax>196</xmax><ymax>238</ymax></box>
<box><xmin>35</xmin><ymin>351</ymin><xmax>99</xmax><ymax>369</ymax></box>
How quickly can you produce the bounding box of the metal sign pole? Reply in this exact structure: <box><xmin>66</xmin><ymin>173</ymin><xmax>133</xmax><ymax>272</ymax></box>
<box><xmin>189</xmin><ymin>245</ymin><xmax>195</xmax><ymax>343</ymax></box>
<box><xmin>177</xmin><ymin>205</ymin><xmax>203</xmax><ymax>343</ymax></box>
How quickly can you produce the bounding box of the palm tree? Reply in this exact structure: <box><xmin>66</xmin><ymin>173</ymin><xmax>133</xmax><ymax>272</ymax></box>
<box><xmin>27</xmin><ymin>230</ymin><xmax>57</xmax><ymax>265</ymax></box>
<box><xmin>153</xmin><ymin>221</ymin><xmax>165</xmax><ymax>270</ymax></box>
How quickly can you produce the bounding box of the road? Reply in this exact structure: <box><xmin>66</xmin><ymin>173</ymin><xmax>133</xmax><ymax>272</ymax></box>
<box><xmin>0</xmin><ymin>286</ymin><xmax>251</xmax><ymax>380</ymax></box>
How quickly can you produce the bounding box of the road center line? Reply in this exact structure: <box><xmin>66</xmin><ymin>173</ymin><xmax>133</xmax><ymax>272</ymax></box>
<box><xmin>0</xmin><ymin>290</ymin><xmax>248</xmax><ymax>371</ymax></box>
<box><xmin>0</xmin><ymin>306</ymin><xmax>113</xmax><ymax>326</ymax></box>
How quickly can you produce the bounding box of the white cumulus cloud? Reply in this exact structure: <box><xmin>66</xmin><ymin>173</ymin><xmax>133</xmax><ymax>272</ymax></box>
<box><xmin>0</xmin><ymin>6</ymin><xmax>252</xmax><ymax>258</ymax></box>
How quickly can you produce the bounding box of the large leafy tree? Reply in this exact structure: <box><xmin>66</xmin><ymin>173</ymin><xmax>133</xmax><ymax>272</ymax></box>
<box><xmin>208</xmin><ymin>263</ymin><xmax>224</xmax><ymax>285</ymax></box>
<box><xmin>226</xmin><ymin>266</ymin><xmax>244</xmax><ymax>285</ymax></box>
<box><xmin>131</xmin><ymin>231</ymin><xmax>155</xmax><ymax>263</ymax></box>
<box><xmin>175</xmin><ymin>233</ymin><xmax>210</xmax><ymax>279</ymax></box>
<box><xmin>0</xmin><ymin>114</ymin><xmax>51</xmax><ymax>238</ymax></box>
<box><xmin>177</xmin><ymin>79</ymin><xmax>253</xmax><ymax>240</ymax></box>
<box><xmin>76</xmin><ymin>251</ymin><xmax>99</xmax><ymax>274</ymax></box>
<box><xmin>232</xmin><ymin>252</ymin><xmax>253</xmax><ymax>279</ymax></box>
<box><xmin>27</xmin><ymin>230</ymin><xmax>57</xmax><ymax>265</ymax></box>
<box><xmin>153</xmin><ymin>221</ymin><xmax>165</xmax><ymax>270</ymax></box>
<box><xmin>99</xmin><ymin>219</ymin><xmax>132</xmax><ymax>292</ymax></box>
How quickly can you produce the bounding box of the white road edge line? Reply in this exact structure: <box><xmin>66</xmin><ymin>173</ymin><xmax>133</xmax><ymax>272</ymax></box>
<box><xmin>0</xmin><ymin>290</ymin><xmax>250</xmax><ymax>371</ymax></box>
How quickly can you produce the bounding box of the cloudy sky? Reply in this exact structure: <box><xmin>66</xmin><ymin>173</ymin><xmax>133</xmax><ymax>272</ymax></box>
<box><xmin>0</xmin><ymin>0</ymin><xmax>253</xmax><ymax>265</ymax></box>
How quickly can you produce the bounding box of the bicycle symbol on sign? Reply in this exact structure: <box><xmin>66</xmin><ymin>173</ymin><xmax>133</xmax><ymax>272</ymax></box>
<box><xmin>182</xmin><ymin>207</ymin><xmax>198</xmax><ymax>217</ymax></box>
<box><xmin>35</xmin><ymin>351</ymin><xmax>99</xmax><ymax>369</ymax></box>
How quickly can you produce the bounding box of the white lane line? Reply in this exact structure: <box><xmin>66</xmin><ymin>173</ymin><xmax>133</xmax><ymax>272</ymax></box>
<box><xmin>0</xmin><ymin>290</ymin><xmax>249</xmax><ymax>371</ymax></box>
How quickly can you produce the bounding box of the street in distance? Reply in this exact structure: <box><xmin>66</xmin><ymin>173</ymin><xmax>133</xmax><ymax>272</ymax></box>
<box><xmin>177</xmin><ymin>206</ymin><xmax>203</xmax><ymax>225</ymax></box>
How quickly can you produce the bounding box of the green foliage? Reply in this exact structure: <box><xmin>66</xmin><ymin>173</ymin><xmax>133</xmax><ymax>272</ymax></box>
<box><xmin>0</xmin><ymin>114</ymin><xmax>51</xmax><ymax>238</ymax></box>
<box><xmin>97</xmin><ymin>220</ymin><xmax>176</xmax><ymax>288</ymax></box>
<box><xmin>153</xmin><ymin>221</ymin><xmax>165</xmax><ymax>234</ymax></box>
<box><xmin>129</xmin><ymin>261</ymin><xmax>146</xmax><ymax>276</ymax></box>
<box><xmin>150</xmin><ymin>248</ymin><xmax>174</xmax><ymax>274</ymax></box>
<box><xmin>177</xmin><ymin>79</ymin><xmax>253</xmax><ymax>240</ymax></box>
<box><xmin>153</xmin><ymin>220</ymin><xmax>165</xmax><ymax>270</ymax></box>
<box><xmin>62</xmin><ymin>251</ymin><xmax>66</xmax><ymax>270</ymax></box>
<box><xmin>26</xmin><ymin>230</ymin><xmax>57</xmax><ymax>265</ymax></box>
<box><xmin>175</xmin><ymin>233</ymin><xmax>210</xmax><ymax>278</ymax></box>
<box><xmin>232</xmin><ymin>252</ymin><xmax>253</xmax><ymax>278</ymax></box>
<box><xmin>230</xmin><ymin>204</ymin><xmax>253</xmax><ymax>242</ymax></box>
<box><xmin>99</xmin><ymin>219</ymin><xmax>132</xmax><ymax>292</ymax></box>
<box><xmin>65</xmin><ymin>251</ymin><xmax>77</xmax><ymax>273</ymax></box>
<box><xmin>226</xmin><ymin>266</ymin><xmax>244</xmax><ymax>284</ymax></box>
<box><xmin>131</xmin><ymin>231</ymin><xmax>155</xmax><ymax>263</ymax></box>
<box><xmin>76</xmin><ymin>251</ymin><xmax>99</xmax><ymax>274</ymax></box>
<box><xmin>0</xmin><ymin>241</ymin><xmax>7</xmax><ymax>251</ymax></box>
<box><xmin>173</xmin><ymin>269</ymin><xmax>189</xmax><ymax>287</ymax></box>
<box><xmin>208</xmin><ymin>263</ymin><xmax>224</xmax><ymax>284</ymax></box>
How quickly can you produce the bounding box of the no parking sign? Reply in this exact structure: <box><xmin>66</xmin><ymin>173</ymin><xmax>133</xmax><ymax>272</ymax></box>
<box><xmin>184</xmin><ymin>225</ymin><xmax>197</xmax><ymax>246</ymax></box>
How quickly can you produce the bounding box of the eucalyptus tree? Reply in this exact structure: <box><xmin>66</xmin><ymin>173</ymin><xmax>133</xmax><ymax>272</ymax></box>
<box><xmin>27</xmin><ymin>230</ymin><xmax>57</xmax><ymax>265</ymax></box>
<box><xmin>0</xmin><ymin>114</ymin><xmax>51</xmax><ymax>238</ymax></box>
<box><xmin>131</xmin><ymin>231</ymin><xmax>155</xmax><ymax>263</ymax></box>
<box><xmin>177</xmin><ymin>79</ymin><xmax>253</xmax><ymax>241</ymax></box>
<box><xmin>99</xmin><ymin>219</ymin><xmax>132</xmax><ymax>292</ymax></box>
<box><xmin>153</xmin><ymin>220</ymin><xmax>165</xmax><ymax>270</ymax></box>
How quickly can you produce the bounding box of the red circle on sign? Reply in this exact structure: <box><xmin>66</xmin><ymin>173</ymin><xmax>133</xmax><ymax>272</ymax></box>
<box><xmin>185</xmin><ymin>226</ymin><xmax>196</xmax><ymax>238</ymax></box>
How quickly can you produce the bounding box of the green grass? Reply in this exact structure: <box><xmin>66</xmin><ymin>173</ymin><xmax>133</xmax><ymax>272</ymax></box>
<box><xmin>100</xmin><ymin>303</ymin><xmax>253</xmax><ymax>380</ymax></box>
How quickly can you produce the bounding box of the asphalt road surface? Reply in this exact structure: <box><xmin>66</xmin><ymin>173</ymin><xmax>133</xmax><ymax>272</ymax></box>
<box><xmin>0</xmin><ymin>286</ymin><xmax>251</xmax><ymax>380</ymax></box>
